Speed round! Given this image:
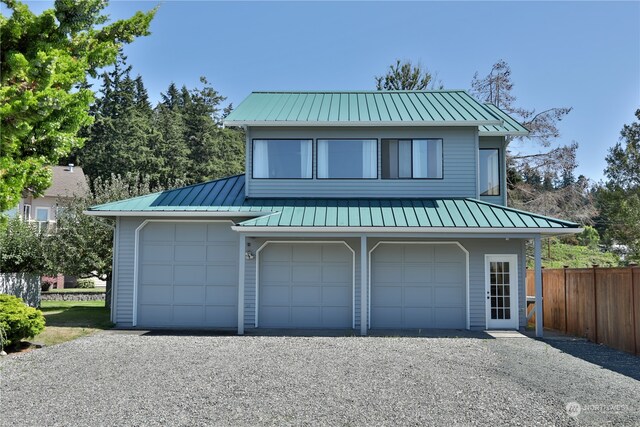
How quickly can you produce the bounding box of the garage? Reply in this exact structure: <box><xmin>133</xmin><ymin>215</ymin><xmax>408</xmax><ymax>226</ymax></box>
<box><xmin>370</xmin><ymin>243</ymin><xmax>466</xmax><ymax>329</ymax></box>
<box><xmin>258</xmin><ymin>242</ymin><xmax>353</xmax><ymax>328</ymax></box>
<box><xmin>136</xmin><ymin>221</ymin><xmax>239</xmax><ymax>328</ymax></box>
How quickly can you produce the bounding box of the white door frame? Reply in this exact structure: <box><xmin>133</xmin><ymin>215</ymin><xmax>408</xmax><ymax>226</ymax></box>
<box><xmin>368</xmin><ymin>241</ymin><xmax>470</xmax><ymax>330</ymax></box>
<box><xmin>254</xmin><ymin>241</ymin><xmax>356</xmax><ymax>329</ymax></box>
<box><xmin>484</xmin><ymin>254</ymin><xmax>519</xmax><ymax>329</ymax></box>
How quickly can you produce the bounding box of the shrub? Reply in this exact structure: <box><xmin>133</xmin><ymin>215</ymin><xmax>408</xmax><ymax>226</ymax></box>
<box><xmin>0</xmin><ymin>295</ymin><xmax>46</xmax><ymax>348</ymax></box>
<box><xmin>76</xmin><ymin>278</ymin><xmax>95</xmax><ymax>289</ymax></box>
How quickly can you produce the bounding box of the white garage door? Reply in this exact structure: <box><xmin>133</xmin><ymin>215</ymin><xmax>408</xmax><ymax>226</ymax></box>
<box><xmin>137</xmin><ymin>222</ymin><xmax>238</xmax><ymax>328</ymax></box>
<box><xmin>371</xmin><ymin>243</ymin><xmax>466</xmax><ymax>329</ymax></box>
<box><xmin>259</xmin><ymin>243</ymin><xmax>353</xmax><ymax>328</ymax></box>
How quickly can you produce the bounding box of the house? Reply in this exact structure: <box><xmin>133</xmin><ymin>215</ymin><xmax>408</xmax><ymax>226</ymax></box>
<box><xmin>86</xmin><ymin>90</ymin><xmax>582</xmax><ymax>336</ymax></box>
<box><xmin>14</xmin><ymin>164</ymin><xmax>88</xmax><ymax>232</ymax></box>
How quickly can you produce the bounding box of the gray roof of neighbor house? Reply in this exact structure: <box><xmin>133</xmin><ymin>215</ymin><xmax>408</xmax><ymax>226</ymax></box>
<box><xmin>44</xmin><ymin>165</ymin><xmax>89</xmax><ymax>197</ymax></box>
<box><xmin>86</xmin><ymin>175</ymin><xmax>579</xmax><ymax>232</ymax></box>
<box><xmin>223</xmin><ymin>91</ymin><xmax>526</xmax><ymax>133</ymax></box>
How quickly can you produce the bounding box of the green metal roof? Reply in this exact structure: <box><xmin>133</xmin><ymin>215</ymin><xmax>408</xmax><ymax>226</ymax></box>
<box><xmin>87</xmin><ymin>175</ymin><xmax>578</xmax><ymax>230</ymax></box>
<box><xmin>479</xmin><ymin>103</ymin><xmax>529</xmax><ymax>136</ymax></box>
<box><xmin>223</xmin><ymin>91</ymin><xmax>505</xmax><ymax>127</ymax></box>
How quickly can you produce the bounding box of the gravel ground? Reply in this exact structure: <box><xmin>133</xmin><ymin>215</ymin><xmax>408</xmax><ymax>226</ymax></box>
<box><xmin>1</xmin><ymin>331</ymin><xmax>638</xmax><ymax>426</ymax></box>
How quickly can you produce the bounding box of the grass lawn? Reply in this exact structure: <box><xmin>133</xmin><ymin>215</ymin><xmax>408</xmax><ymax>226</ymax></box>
<box><xmin>33</xmin><ymin>300</ymin><xmax>112</xmax><ymax>347</ymax></box>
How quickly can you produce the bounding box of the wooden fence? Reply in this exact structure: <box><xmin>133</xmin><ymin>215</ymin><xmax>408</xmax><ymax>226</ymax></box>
<box><xmin>526</xmin><ymin>266</ymin><xmax>639</xmax><ymax>355</ymax></box>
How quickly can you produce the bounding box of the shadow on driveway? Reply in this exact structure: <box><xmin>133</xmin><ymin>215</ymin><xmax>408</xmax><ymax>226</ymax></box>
<box><xmin>541</xmin><ymin>338</ymin><xmax>640</xmax><ymax>382</ymax></box>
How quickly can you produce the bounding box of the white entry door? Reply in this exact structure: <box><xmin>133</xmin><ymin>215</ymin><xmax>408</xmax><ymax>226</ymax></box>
<box><xmin>485</xmin><ymin>255</ymin><xmax>519</xmax><ymax>329</ymax></box>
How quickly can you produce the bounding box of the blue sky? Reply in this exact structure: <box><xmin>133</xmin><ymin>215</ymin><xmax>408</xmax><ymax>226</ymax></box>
<box><xmin>20</xmin><ymin>1</ymin><xmax>640</xmax><ymax>181</ymax></box>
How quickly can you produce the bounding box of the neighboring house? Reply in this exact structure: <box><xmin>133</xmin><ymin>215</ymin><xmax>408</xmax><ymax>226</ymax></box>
<box><xmin>86</xmin><ymin>90</ymin><xmax>582</xmax><ymax>336</ymax></box>
<box><xmin>18</xmin><ymin>164</ymin><xmax>89</xmax><ymax>232</ymax></box>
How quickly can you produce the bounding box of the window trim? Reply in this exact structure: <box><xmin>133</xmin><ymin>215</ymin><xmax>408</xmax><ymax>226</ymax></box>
<box><xmin>22</xmin><ymin>204</ymin><xmax>31</xmax><ymax>221</ymax></box>
<box><xmin>315</xmin><ymin>138</ymin><xmax>379</xmax><ymax>180</ymax></box>
<box><xmin>479</xmin><ymin>148</ymin><xmax>501</xmax><ymax>196</ymax></box>
<box><xmin>35</xmin><ymin>207</ymin><xmax>50</xmax><ymax>223</ymax></box>
<box><xmin>251</xmin><ymin>138</ymin><xmax>314</xmax><ymax>180</ymax></box>
<box><xmin>381</xmin><ymin>138</ymin><xmax>444</xmax><ymax>180</ymax></box>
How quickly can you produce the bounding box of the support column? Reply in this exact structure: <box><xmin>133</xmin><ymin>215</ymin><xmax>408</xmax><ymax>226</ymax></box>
<box><xmin>360</xmin><ymin>236</ymin><xmax>368</xmax><ymax>336</ymax></box>
<box><xmin>534</xmin><ymin>235</ymin><xmax>543</xmax><ymax>338</ymax></box>
<box><xmin>238</xmin><ymin>234</ymin><xmax>246</xmax><ymax>335</ymax></box>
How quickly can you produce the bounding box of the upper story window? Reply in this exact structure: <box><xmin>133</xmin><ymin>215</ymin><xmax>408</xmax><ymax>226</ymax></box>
<box><xmin>317</xmin><ymin>139</ymin><xmax>377</xmax><ymax>179</ymax></box>
<box><xmin>253</xmin><ymin>139</ymin><xmax>312</xmax><ymax>179</ymax></box>
<box><xmin>479</xmin><ymin>148</ymin><xmax>500</xmax><ymax>196</ymax></box>
<box><xmin>381</xmin><ymin>139</ymin><xmax>443</xmax><ymax>179</ymax></box>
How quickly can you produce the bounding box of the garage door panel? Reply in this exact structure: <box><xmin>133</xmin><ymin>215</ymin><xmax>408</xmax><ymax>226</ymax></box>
<box><xmin>138</xmin><ymin>305</ymin><xmax>172</xmax><ymax>324</ymax></box>
<box><xmin>372</xmin><ymin>307</ymin><xmax>402</xmax><ymax>328</ymax></box>
<box><xmin>206</xmin><ymin>265</ymin><xmax>237</xmax><ymax>285</ymax></box>
<box><xmin>322</xmin><ymin>245</ymin><xmax>352</xmax><ymax>262</ymax></box>
<box><xmin>322</xmin><ymin>265</ymin><xmax>351</xmax><ymax>283</ymax></box>
<box><xmin>291</xmin><ymin>286</ymin><xmax>321</xmax><ymax>305</ymax></box>
<box><xmin>174</xmin><ymin>245</ymin><xmax>205</xmax><ymax>262</ymax></box>
<box><xmin>322</xmin><ymin>286</ymin><xmax>351</xmax><ymax>305</ymax></box>
<box><xmin>137</xmin><ymin>222</ymin><xmax>238</xmax><ymax>328</ymax></box>
<box><xmin>435</xmin><ymin>245</ymin><xmax>464</xmax><ymax>262</ymax></box>
<box><xmin>372</xmin><ymin>244</ymin><xmax>403</xmax><ymax>261</ymax></box>
<box><xmin>322</xmin><ymin>307</ymin><xmax>351</xmax><ymax>327</ymax></box>
<box><xmin>372</xmin><ymin>264</ymin><xmax>403</xmax><ymax>284</ymax></box>
<box><xmin>262</xmin><ymin>245</ymin><xmax>291</xmax><ymax>262</ymax></box>
<box><xmin>403</xmin><ymin>264</ymin><xmax>434</xmax><ymax>282</ymax></box>
<box><xmin>372</xmin><ymin>286</ymin><xmax>402</xmax><ymax>306</ymax></box>
<box><xmin>173</xmin><ymin>305</ymin><xmax>204</xmax><ymax>324</ymax></box>
<box><xmin>261</xmin><ymin>264</ymin><xmax>290</xmax><ymax>283</ymax></box>
<box><xmin>291</xmin><ymin>307</ymin><xmax>321</xmax><ymax>326</ymax></box>
<box><xmin>259</xmin><ymin>243</ymin><xmax>353</xmax><ymax>329</ymax></box>
<box><xmin>175</xmin><ymin>223</ymin><xmax>206</xmax><ymax>242</ymax></box>
<box><xmin>292</xmin><ymin>265</ymin><xmax>322</xmax><ymax>282</ymax></box>
<box><xmin>371</xmin><ymin>243</ymin><xmax>466</xmax><ymax>329</ymax></box>
<box><xmin>434</xmin><ymin>308</ymin><xmax>465</xmax><ymax>328</ymax></box>
<box><xmin>435</xmin><ymin>286</ymin><xmax>464</xmax><ymax>306</ymax></box>
<box><xmin>205</xmin><ymin>306</ymin><xmax>236</xmax><ymax>327</ymax></box>
<box><xmin>435</xmin><ymin>263</ymin><xmax>465</xmax><ymax>283</ymax></box>
<box><xmin>142</xmin><ymin>245</ymin><xmax>173</xmax><ymax>262</ymax></box>
<box><xmin>173</xmin><ymin>265</ymin><xmax>205</xmax><ymax>284</ymax></box>
<box><xmin>261</xmin><ymin>285</ymin><xmax>290</xmax><ymax>305</ymax></box>
<box><xmin>292</xmin><ymin>245</ymin><xmax>322</xmax><ymax>262</ymax></box>
<box><xmin>205</xmin><ymin>285</ymin><xmax>237</xmax><ymax>305</ymax></box>
<box><xmin>260</xmin><ymin>307</ymin><xmax>290</xmax><ymax>327</ymax></box>
<box><xmin>173</xmin><ymin>285</ymin><xmax>204</xmax><ymax>304</ymax></box>
<box><xmin>206</xmin><ymin>244</ymin><xmax>237</xmax><ymax>262</ymax></box>
<box><xmin>404</xmin><ymin>307</ymin><xmax>434</xmax><ymax>328</ymax></box>
<box><xmin>142</xmin><ymin>223</ymin><xmax>174</xmax><ymax>241</ymax></box>
<box><xmin>139</xmin><ymin>285</ymin><xmax>173</xmax><ymax>305</ymax></box>
<box><xmin>404</xmin><ymin>286</ymin><xmax>433</xmax><ymax>307</ymax></box>
<box><xmin>403</xmin><ymin>245</ymin><xmax>434</xmax><ymax>262</ymax></box>
<box><xmin>140</xmin><ymin>265</ymin><xmax>173</xmax><ymax>285</ymax></box>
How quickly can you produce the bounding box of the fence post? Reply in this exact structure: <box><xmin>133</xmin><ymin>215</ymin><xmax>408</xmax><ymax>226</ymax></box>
<box><xmin>563</xmin><ymin>265</ymin><xmax>569</xmax><ymax>334</ymax></box>
<box><xmin>592</xmin><ymin>265</ymin><xmax>599</xmax><ymax>344</ymax></box>
<box><xmin>630</xmin><ymin>263</ymin><xmax>638</xmax><ymax>355</ymax></box>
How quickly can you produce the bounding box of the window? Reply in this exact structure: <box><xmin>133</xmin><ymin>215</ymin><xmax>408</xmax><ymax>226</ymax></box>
<box><xmin>479</xmin><ymin>149</ymin><xmax>500</xmax><ymax>196</ymax></box>
<box><xmin>35</xmin><ymin>207</ymin><xmax>50</xmax><ymax>233</ymax></box>
<box><xmin>381</xmin><ymin>139</ymin><xmax>442</xmax><ymax>179</ymax></box>
<box><xmin>317</xmin><ymin>139</ymin><xmax>377</xmax><ymax>179</ymax></box>
<box><xmin>252</xmin><ymin>139</ymin><xmax>312</xmax><ymax>179</ymax></box>
<box><xmin>22</xmin><ymin>204</ymin><xmax>31</xmax><ymax>221</ymax></box>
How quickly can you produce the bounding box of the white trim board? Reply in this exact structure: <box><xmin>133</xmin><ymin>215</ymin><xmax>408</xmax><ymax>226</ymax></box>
<box><xmin>367</xmin><ymin>241</ymin><xmax>470</xmax><ymax>330</ymax></box>
<box><xmin>254</xmin><ymin>241</ymin><xmax>356</xmax><ymax>329</ymax></box>
<box><xmin>132</xmin><ymin>219</ymin><xmax>236</xmax><ymax>327</ymax></box>
<box><xmin>224</xmin><ymin>120</ymin><xmax>503</xmax><ymax>127</ymax></box>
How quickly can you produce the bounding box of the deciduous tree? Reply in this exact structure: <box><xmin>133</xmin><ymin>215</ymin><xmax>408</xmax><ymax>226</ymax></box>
<box><xmin>0</xmin><ymin>0</ymin><xmax>156</xmax><ymax>212</ymax></box>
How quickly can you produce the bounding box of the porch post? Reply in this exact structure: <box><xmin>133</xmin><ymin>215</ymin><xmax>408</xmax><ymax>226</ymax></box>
<box><xmin>360</xmin><ymin>235</ymin><xmax>368</xmax><ymax>336</ymax></box>
<box><xmin>534</xmin><ymin>235</ymin><xmax>543</xmax><ymax>337</ymax></box>
<box><xmin>238</xmin><ymin>234</ymin><xmax>246</xmax><ymax>335</ymax></box>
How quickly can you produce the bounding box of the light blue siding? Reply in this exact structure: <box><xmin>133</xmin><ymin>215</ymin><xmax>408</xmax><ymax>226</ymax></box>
<box><xmin>246</xmin><ymin>127</ymin><xmax>478</xmax><ymax>198</ymax></box>
<box><xmin>114</xmin><ymin>217</ymin><xmax>145</xmax><ymax>326</ymax></box>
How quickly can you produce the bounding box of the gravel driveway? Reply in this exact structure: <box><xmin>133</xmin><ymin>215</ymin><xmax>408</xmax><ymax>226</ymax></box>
<box><xmin>1</xmin><ymin>331</ymin><xmax>638</xmax><ymax>426</ymax></box>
